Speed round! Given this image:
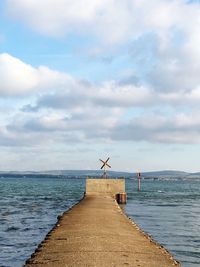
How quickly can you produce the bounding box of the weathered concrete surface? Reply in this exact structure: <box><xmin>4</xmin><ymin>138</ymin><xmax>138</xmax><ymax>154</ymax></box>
<box><xmin>86</xmin><ymin>179</ymin><xmax>125</xmax><ymax>195</ymax></box>
<box><xmin>24</xmin><ymin>195</ymin><xmax>181</xmax><ymax>267</ymax></box>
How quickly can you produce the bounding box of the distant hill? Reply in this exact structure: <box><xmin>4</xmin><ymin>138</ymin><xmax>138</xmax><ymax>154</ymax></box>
<box><xmin>141</xmin><ymin>170</ymin><xmax>189</xmax><ymax>178</ymax></box>
<box><xmin>0</xmin><ymin>169</ymin><xmax>199</xmax><ymax>179</ymax></box>
<box><xmin>0</xmin><ymin>170</ymin><xmax>127</xmax><ymax>178</ymax></box>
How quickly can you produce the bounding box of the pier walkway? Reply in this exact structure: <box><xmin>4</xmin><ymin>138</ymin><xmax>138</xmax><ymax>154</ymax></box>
<box><xmin>24</xmin><ymin>192</ymin><xmax>181</xmax><ymax>267</ymax></box>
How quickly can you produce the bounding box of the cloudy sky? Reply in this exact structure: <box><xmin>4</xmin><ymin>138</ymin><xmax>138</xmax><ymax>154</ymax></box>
<box><xmin>1</xmin><ymin>0</ymin><xmax>200</xmax><ymax>172</ymax></box>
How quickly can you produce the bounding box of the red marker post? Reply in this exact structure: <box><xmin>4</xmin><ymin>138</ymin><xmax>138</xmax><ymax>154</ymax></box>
<box><xmin>137</xmin><ymin>172</ymin><xmax>141</xmax><ymax>192</ymax></box>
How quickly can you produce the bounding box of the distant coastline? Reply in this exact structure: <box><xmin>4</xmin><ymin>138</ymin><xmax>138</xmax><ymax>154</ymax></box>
<box><xmin>0</xmin><ymin>169</ymin><xmax>200</xmax><ymax>179</ymax></box>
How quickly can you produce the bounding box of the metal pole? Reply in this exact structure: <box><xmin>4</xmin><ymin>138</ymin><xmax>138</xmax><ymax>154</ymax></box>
<box><xmin>104</xmin><ymin>165</ymin><xmax>106</xmax><ymax>178</ymax></box>
<box><xmin>137</xmin><ymin>172</ymin><xmax>141</xmax><ymax>192</ymax></box>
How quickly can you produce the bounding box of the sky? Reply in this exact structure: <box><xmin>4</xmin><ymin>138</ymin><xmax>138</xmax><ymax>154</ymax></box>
<box><xmin>1</xmin><ymin>0</ymin><xmax>200</xmax><ymax>172</ymax></box>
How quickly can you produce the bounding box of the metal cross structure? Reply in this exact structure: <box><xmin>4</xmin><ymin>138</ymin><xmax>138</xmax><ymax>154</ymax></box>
<box><xmin>99</xmin><ymin>157</ymin><xmax>111</xmax><ymax>178</ymax></box>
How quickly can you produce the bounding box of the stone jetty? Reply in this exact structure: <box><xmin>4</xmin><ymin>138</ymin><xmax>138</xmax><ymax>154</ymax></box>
<box><xmin>24</xmin><ymin>179</ymin><xmax>181</xmax><ymax>267</ymax></box>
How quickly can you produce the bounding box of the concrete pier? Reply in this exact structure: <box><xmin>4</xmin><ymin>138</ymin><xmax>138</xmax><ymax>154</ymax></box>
<box><xmin>24</xmin><ymin>179</ymin><xmax>181</xmax><ymax>267</ymax></box>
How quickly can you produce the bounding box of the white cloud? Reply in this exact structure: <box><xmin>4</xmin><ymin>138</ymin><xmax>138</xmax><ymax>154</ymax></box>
<box><xmin>0</xmin><ymin>53</ymin><xmax>76</xmax><ymax>96</ymax></box>
<box><xmin>111</xmin><ymin>112</ymin><xmax>200</xmax><ymax>144</ymax></box>
<box><xmin>93</xmin><ymin>82</ymin><xmax>154</xmax><ymax>107</ymax></box>
<box><xmin>6</xmin><ymin>0</ymin><xmax>195</xmax><ymax>44</ymax></box>
<box><xmin>3</xmin><ymin>0</ymin><xmax>200</xmax><ymax>171</ymax></box>
<box><xmin>24</xmin><ymin>81</ymin><xmax>154</xmax><ymax>113</ymax></box>
<box><xmin>0</xmin><ymin>53</ymin><xmax>154</xmax><ymax>107</ymax></box>
<box><xmin>5</xmin><ymin>1</ymin><xmax>200</xmax><ymax>94</ymax></box>
<box><xmin>6</xmin><ymin>0</ymin><xmax>106</xmax><ymax>37</ymax></box>
<box><xmin>1</xmin><ymin>53</ymin><xmax>200</xmax><ymax>148</ymax></box>
<box><xmin>0</xmin><ymin>53</ymin><xmax>39</xmax><ymax>95</ymax></box>
<box><xmin>147</xmin><ymin>35</ymin><xmax>200</xmax><ymax>92</ymax></box>
<box><xmin>159</xmin><ymin>86</ymin><xmax>200</xmax><ymax>104</ymax></box>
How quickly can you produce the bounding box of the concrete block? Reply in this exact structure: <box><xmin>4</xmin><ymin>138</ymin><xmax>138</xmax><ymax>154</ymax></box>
<box><xmin>86</xmin><ymin>179</ymin><xmax>125</xmax><ymax>195</ymax></box>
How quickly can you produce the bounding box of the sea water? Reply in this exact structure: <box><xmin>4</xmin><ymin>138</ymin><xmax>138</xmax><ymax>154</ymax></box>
<box><xmin>0</xmin><ymin>176</ymin><xmax>199</xmax><ymax>267</ymax></box>
<box><xmin>125</xmin><ymin>178</ymin><xmax>200</xmax><ymax>267</ymax></box>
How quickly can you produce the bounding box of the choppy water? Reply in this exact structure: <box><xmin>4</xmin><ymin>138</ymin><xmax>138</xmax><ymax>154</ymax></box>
<box><xmin>0</xmin><ymin>176</ymin><xmax>199</xmax><ymax>267</ymax></box>
<box><xmin>126</xmin><ymin>178</ymin><xmax>200</xmax><ymax>267</ymax></box>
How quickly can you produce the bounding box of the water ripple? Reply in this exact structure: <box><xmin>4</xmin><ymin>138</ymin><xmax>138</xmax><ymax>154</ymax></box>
<box><xmin>0</xmin><ymin>177</ymin><xmax>200</xmax><ymax>267</ymax></box>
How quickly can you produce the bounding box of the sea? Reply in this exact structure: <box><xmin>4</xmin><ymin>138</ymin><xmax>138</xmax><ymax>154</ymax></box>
<box><xmin>0</xmin><ymin>176</ymin><xmax>199</xmax><ymax>267</ymax></box>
